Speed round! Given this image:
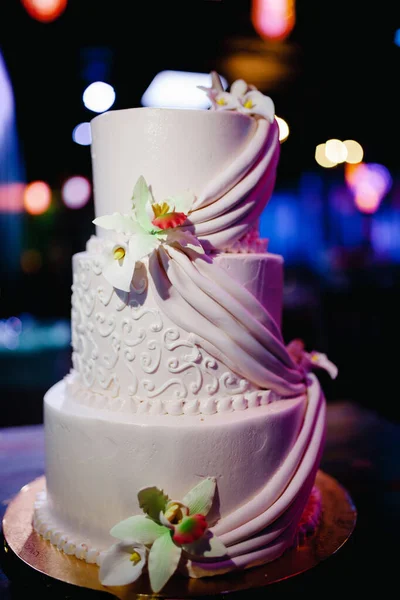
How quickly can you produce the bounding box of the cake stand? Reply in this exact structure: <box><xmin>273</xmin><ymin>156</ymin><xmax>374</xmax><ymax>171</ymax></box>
<box><xmin>1</xmin><ymin>470</ymin><xmax>356</xmax><ymax>599</ymax></box>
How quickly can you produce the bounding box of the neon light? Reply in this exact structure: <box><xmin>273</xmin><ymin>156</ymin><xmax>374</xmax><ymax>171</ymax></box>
<box><xmin>23</xmin><ymin>181</ymin><xmax>51</xmax><ymax>215</ymax></box>
<box><xmin>21</xmin><ymin>0</ymin><xmax>67</xmax><ymax>23</ymax></box>
<box><xmin>251</xmin><ymin>0</ymin><xmax>296</xmax><ymax>41</ymax></box>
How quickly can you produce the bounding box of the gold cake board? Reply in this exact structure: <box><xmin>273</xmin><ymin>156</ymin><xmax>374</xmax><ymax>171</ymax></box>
<box><xmin>1</xmin><ymin>471</ymin><xmax>356</xmax><ymax>599</ymax></box>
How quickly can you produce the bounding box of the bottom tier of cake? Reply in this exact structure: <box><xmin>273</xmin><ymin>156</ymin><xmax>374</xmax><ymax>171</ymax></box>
<box><xmin>33</xmin><ymin>373</ymin><xmax>325</xmax><ymax>577</ymax></box>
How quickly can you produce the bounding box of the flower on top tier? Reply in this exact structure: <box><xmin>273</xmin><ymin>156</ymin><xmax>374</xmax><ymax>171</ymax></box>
<box><xmin>93</xmin><ymin>176</ymin><xmax>204</xmax><ymax>292</ymax></box>
<box><xmin>198</xmin><ymin>70</ymin><xmax>275</xmax><ymax>123</ymax></box>
<box><xmin>99</xmin><ymin>477</ymin><xmax>227</xmax><ymax>593</ymax></box>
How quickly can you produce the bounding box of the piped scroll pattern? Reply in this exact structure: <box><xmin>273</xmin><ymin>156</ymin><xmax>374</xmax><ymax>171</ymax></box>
<box><xmin>69</xmin><ymin>252</ymin><xmax>279</xmax><ymax>415</ymax></box>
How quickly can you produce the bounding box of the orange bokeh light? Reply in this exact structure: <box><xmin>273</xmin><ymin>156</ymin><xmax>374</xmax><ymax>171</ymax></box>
<box><xmin>24</xmin><ymin>181</ymin><xmax>51</xmax><ymax>215</ymax></box>
<box><xmin>251</xmin><ymin>0</ymin><xmax>296</xmax><ymax>41</ymax></box>
<box><xmin>354</xmin><ymin>189</ymin><xmax>381</xmax><ymax>214</ymax></box>
<box><xmin>21</xmin><ymin>0</ymin><xmax>67</xmax><ymax>23</ymax></box>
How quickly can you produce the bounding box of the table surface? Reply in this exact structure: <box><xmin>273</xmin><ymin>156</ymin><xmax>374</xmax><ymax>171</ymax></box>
<box><xmin>1</xmin><ymin>400</ymin><xmax>399</xmax><ymax>598</ymax></box>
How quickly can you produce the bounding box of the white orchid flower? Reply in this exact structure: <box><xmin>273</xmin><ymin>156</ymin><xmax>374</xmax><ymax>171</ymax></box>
<box><xmin>105</xmin><ymin>477</ymin><xmax>227</xmax><ymax>593</ymax></box>
<box><xmin>199</xmin><ymin>71</ymin><xmax>275</xmax><ymax>122</ymax></box>
<box><xmin>308</xmin><ymin>351</ymin><xmax>339</xmax><ymax>380</ymax></box>
<box><xmin>93</xmin><ymin>176</ymin><xmax>204</xmax><ymax>292</ymax></box>
<box><xmin>197</xmin><ymin>71</ymin><xmax>230</xmax><ymax>109</ymax></box>
<box><xmin>99</xmin><ymin>539</ymin><xmax>147</xmax><ymax>587</ymax></box>
<box><xmin>286</xmin><ymin>339</ymin><xmax>338</xmax><ymax>379</ymax></box>
<box><xmin>237</xmin><ymin>89</ymin><xmax>275</xmax><ymax>122</ymax></box>
<box><xmin>99</xmin><ymin>233</ymin><xmax>159</xmax><ymax>293</ymax></box>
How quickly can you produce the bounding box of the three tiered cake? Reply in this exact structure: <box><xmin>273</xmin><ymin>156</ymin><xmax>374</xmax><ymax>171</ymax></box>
<box><xmin>33</xmin><ymin>72</ymin><xmax>337</xmax><ymax>593</ymax></box>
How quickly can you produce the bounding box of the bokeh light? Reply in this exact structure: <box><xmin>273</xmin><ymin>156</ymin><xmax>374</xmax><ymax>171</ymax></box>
<box><xmin>21</xmin><ymin>0</ymin><xmax>67</xmax><ymax>23</ymax></box>
<box><xmin>325</xmin><ymin>139</ymin><xmax>348</xmax><ymax>164</ymax></box>
<box><xmin>21</xmin><ymin>249</ymin><xmax>42</xmax><ymax>273</ymax></box>
<box><xmin>62</xmin><ymin>176</ymin><xmax>91</xmax><ymax>209</ymax></box>
<box><xmin>23</xmin><ymin>181</ymin><xmax>51</xmax><ymax>215</ymax></box>
<box><xmin>0</xmin><ymin>51</ymin><xmax>14</xmax><ymax>147</ymax></box>
<box><xmin>251</xmin><ymin>0</ymin><xmax>296</xmax><ymax>41</ymax></box>
<box><xmin>276</xmin><ymin>116</ymin><xmax>289</xmax><ymax>142</ymax></box>
<box><xmin>343</xmin><ymin>139</ymin><xmax>364</xmax><ymax>164</ymax></box>
<box><xmin>0</xmin><ymin>317</ymin><xmax>22</xmax><ymax>350</ymax></box>
<box><xmin>345</xmin><ymin>162</ymin><xmax>392</xmax><ymax>214</ymax></box>
<box><xmin>141</xmin><ymin>70</ymin><xmax>228</xmax><ymax>109</ymax></box>
<box><xmin>315</xmin><ymin>143</ymin><xmax>337</xmax><ymax>168</ymax></box>
<box><xmin>0</xmin><ymin>183</ymin><xmax>25</xmax><ymax>213</ymax></box>
<box><xmin>72</xmin><ymin>122</ymin><xmax>92</xmax><ymax>146</ymax></box>
<box><xmin>83</xmin><ymin>81</ymin><xmax>115</xmax><ymax>113</ymax></box>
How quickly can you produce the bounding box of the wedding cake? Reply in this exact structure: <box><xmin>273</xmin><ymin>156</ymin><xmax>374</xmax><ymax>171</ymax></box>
<box><xmin>33</xmin><ymin>73</ymin><xmax>337</xmax><ymax>593</ymax></box>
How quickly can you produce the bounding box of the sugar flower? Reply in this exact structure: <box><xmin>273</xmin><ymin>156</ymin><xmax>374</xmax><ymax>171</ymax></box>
<box><xmin>287</xmin><ymin>338</ymin><xmax>338</xmax><ymax>380</ymax></box>
<box><xmin>99</xmin><ymin>539</ymin><xmax>147</xmax><ymax>587</ymax></box>
<box><xmin>199</xmin><ymin>71</ymin><xmax>275</xmax><ymax>123</ymax></box>
<box><xmin>99</xmin><ymin>477</ymin><xmax>227</xmax><ymax>593</ymax></box>
<box><xmin>93</xmin><ymin>176</ymin><xmax>204</xmax><ymax>292</ymax></box>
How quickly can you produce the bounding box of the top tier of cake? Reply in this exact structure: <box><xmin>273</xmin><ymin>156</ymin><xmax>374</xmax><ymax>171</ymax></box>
<box><xmin>91</xmin><ymin>106</ymin><xmax>280</xmax><ymax>252</ymax></box>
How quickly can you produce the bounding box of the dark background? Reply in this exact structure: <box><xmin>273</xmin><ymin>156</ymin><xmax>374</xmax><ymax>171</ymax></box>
<box><xmin>1</xmin><ymin>0</ymin><xmax>400</xmax><ymax>425</ymax></box>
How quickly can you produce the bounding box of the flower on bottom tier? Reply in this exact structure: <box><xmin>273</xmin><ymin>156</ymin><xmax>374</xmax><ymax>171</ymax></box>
<box><xmin>99</xmin><ymin>477</ymin><xmax>227</xmax><ymax>593</ymax></box>
<box><xmin>99</xmin><ymin>539</ymin><xmax>147</xmax><ymax>587</ymax></box>
<box><xmin>93</xmin><ymin>175</ymin><xmax>204</xmax><ymax>292</ymax></box>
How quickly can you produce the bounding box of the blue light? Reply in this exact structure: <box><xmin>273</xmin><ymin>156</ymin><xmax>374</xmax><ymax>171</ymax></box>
<box><xmin>81</xmin><ymin>47</ymin><xmax>113</xmax><ymax>84</ymax></box>
<box><xmin>394</xmin><ymin>29</ymin><xmax>400</xmax><ymax>46</ymax></box>
<box><xmin>72</xmin><ymin>122</ymin><xmax>92</xmax><ymax>146</ymax></box>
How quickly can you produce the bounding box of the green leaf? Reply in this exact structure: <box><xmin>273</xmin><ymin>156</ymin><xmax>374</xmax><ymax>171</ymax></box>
<box><xmin>182</xmin><ymin>477</ymin><xmax>216</xmax><ymax>516</ymax></box>
<box><xmin>148</xmin><ymin>531</ymin><xmax>182</xmax><ymax>593</ymax></box>
<box><xmin>110</xmin><ymin>515</ymin><xmax>167</xmax><ymax>544</ymax></box>
<box><xmin>132</xmin><ymin>176</ymin><xmax>154</xmax><ymax>232</ymax></box>
<box><xmin>183</xmin><ymin>530</ymin><xmax>228</xmax><ymax>558</ymax></box>
<box><xmin>138</xmin><ymin>487</ymin><xmax>169</xmax><ymax>522</ymax></box>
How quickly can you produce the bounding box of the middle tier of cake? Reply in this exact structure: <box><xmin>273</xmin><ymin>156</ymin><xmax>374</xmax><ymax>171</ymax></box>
<box><xmin>70</xmin><ymin>245</ymin><xmax>285</xmax><ymax>415</ymax></box>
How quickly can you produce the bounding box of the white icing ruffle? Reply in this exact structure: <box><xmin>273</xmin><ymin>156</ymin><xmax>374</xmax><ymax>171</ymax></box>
<box><xmin>186</xmin><ymin>118</ymin><xmax>280</xmax><ymax>252</ymax></box>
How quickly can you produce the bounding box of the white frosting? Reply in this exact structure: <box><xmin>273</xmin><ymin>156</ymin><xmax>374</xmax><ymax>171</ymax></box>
<box><xmin>91</xmin><ymin>108</ymin><xmax>256</xmax><ymax>230</ymax></box>
<box><xmin>34</xmin><ymin>374</ymin><xmax>324</xmax><ymax>576</ymax></box>
<box><xmin>38</xmin><ymin>376</ymin><xmax>308</xmax><ymax>549</ymax></box>
<box><xmin>90</xmin><ymin>108</ymin><xmax>279</xmax><ymax>251</ymax></box>
<box><xmin>70</xmin><ymin>245</ymin><xmax>287</xmax><ymax>412</ymax></box>
<box><xmin>65</xmin><ymin>371</ymin><xmax>275</xmax><ymax>416</ymax></box>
